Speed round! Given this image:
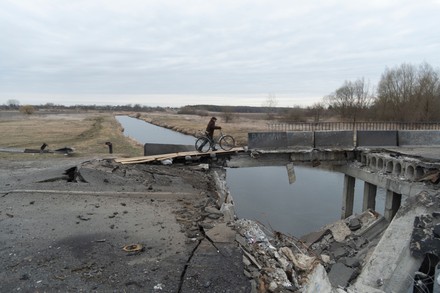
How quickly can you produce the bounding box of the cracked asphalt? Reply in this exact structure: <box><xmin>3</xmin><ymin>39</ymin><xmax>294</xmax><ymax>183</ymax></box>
<box><xmin>0</xmin><ymin>156</ymin><xmax>250</xmax><ymax>292</ymax></box>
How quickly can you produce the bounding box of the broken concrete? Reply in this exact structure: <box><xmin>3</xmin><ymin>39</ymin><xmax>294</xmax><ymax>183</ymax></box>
<box><xmin>0</xmin><ymin>157</ymin><xmax>250</xmax><ymax>292</ymax></box>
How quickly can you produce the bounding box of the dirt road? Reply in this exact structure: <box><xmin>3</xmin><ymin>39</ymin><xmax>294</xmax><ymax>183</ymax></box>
<box><xmin>0</xmin><ymin>156</ymin><xmax>250</xmax><ymax>292</ymax></box>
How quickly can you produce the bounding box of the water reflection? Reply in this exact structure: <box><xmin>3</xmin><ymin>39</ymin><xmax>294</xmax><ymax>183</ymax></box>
<box><xmin>115</xmin><ymin>115</ymin><xmax>195</xmax><ymax>145</ymax></box>
<box><xmin>226</xmin><ymin>166</ymin><xmax>385</xmax><ymax>237</ymax></box>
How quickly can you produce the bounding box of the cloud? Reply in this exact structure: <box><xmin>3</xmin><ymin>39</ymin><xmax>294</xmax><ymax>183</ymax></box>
<box><xmin>0</xmin><ymin>0</ymin><xmax>439</xmax><ymax>107</ymax></box>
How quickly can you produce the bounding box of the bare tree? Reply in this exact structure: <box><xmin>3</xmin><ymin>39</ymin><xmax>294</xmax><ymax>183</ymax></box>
<box><xmin>308</xmin><ymin>102</ymin><xmax>325</xmax><ymax>122</ymax></box>
<box><xmin>262</xmin><ymin>93</ymin><xmax>278</xmax><ymax>119</ymax></box>
<box><xmin>325</xmin><ymin>78</ymin><xmax>373</xmax><ymax>121</ymax></box>
<box><xmin>376</xmin><ymin>62</ymin><xmax>440</xmax><ymax>121</ymax></box>
<box><xmin>6</xmin><ymin>99</ymin><xmax>20</xmax><ymax>109</ymax></box>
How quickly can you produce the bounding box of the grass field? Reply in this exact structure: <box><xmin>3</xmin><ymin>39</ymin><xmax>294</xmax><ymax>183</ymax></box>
<box><xmin>0</xmin><ymin>111</ymin><xmax>143</xmax><ymax>159</ymax></box>
<box><xmin>0</xmin><ymin>110</ymin><xmax>272</xmax><ymax>160</ymax></box>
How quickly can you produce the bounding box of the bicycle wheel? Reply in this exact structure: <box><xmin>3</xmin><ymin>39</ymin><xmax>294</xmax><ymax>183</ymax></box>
<box><xmin>219</xmin><ymin>135</ymin><xmax>235</xmax><ymax>151</ymax></box>
<box><xmin>195</xmin><ymin>137</ymin><xmax>211</xmax><ymax>152</ymax></box>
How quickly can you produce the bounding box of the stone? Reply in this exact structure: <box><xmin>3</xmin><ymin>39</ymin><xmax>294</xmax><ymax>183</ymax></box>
<box><xmin>328</xmin><ymin>262</ymin><xmax>356</xmax><ymax>288</ymax></box>
<box><xmin>321</xmin><ymin>254</ymin><xmax>331</xmax><ymax>264</ymax></box>
<box><xmin>333</xmin><ymin>247</ymin><xmax>347</xmax><ymax>259</ymax></box>
<box><xmin>300</xmin><ymin>229</ymin><xmax>329</xmax><ymax>248</ymax></box>
<box><xmin>205</xmin><ymin>223</ymin><xmax>236</xmax><ymax>243</ymax></box>
<box><xmin>349</xmin><ymin>218</ymin><xmax>362</xmax><ymax>231</ymax></box>
<box><xmin>342</xmin><ymin>257</ymin><xmax>361</xmax><ymax>268</ymax></box>
<box><xmin>327</xmin><ymin>220</ymin><xmax>351</xmax><ymax>242</ymax></box>
<box><xmin>204</xmin><ymin>206</ymin><xmax>223</xmax><ymax>215</ymax></box>
<box><xmin>434</xmin><ymin>223</ymin><xmax>440</xmax><ymax>238</ymax></box>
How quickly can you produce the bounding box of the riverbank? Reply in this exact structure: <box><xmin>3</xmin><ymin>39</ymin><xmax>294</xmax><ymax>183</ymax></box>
<box><xmin>133</xmin><ymin>111</ymin><xmax>271</xmax><ymax>147</ymax></box>
<box><xmin>0</xmin><ymin>111</ymin><xmax>143</xmax><ymax>159</ymax></box>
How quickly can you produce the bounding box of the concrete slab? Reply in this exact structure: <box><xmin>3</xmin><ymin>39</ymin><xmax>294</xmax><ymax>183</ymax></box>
<box><xmin>300</xmin><ymin>229</ymin><xmax>330</xmax><ymax>248</ymax></box>
<box><xmin>286</xmin><ymin>131</ymin><xmax>314</xmax><ymax>147</ymax></box>
<box><xmin>181</xmin><ymin>240</ymin><xmax>250</xmax><ymax>292</ymax></box>
<box><xmin>205</xmin><ymin>223</ymin><xmax>236</xmax><ymax>243</ymax></box>
<box><xmin>356</xmin><ymin>131</ymin><xmax>398</xmax><ymax>147</ymax></box>
<box><xmin>398</xmin><ymin>130</ymin><xmax>440</xmax><ymax>146</ymax></box>
<box><xmin>328</xmin><ymin>262</ymin><xmax>355</xmax><ymax>288</ymax></box>
<box><xmin>314</xmin><ymin>131</ymin><xmax>354</xmax><ymax>148</ymax></box>
<box><xmin>351</xmin><ymin>192</ymin><xmax>436</xmax><ymax>293</ymax></box>
<box><xmin>248</xmin><ymin>132</ymin><xmax>287</xmax><ymax>149</ymax></box>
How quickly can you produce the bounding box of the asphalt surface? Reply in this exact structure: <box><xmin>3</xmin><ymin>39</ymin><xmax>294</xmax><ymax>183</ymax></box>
<box><xmin>0</xmin><ymin>156</ymin><xmax>250</xmax><ymax>292</ymax></box>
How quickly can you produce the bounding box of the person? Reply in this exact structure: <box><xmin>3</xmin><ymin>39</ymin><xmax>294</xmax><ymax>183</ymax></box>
<box><xmin>200</xmin><ymin>117</ymin><xmax>221</xmax><ymax>151</ymax></box>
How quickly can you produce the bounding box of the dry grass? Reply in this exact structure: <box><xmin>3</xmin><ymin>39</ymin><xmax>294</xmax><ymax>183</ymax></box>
<box><xmin>0</xmin><ymin>112</ymin><xmax>143</xmax><ymax>159</ymax></box>
<box><xmin>0</xmin><ymin>110</ymin><xmax>272</xmax><ymax>161</ymax></box>
<box><xmin>136</xmin><ymin>111</ymin><xmax>271</xmax><ymax>146</ymax></box>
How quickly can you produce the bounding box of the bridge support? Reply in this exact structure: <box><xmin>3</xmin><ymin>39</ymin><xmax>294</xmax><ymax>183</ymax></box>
<box><xmin>384</xmin><ymin>190</ymin><xmax>401</xmax><ymax>222</ymax></box>
<box><xmin>362</xmin><ymin>182</ymin><xmax>377</xmax><ymax>211</ymax></box>
<box><xmin>341</xmin><ymin>175</ymin><xmax>356</xmax><ymax>219</ymax></box>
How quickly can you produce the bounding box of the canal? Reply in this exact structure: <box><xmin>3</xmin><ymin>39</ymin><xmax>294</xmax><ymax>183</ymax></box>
<box><xmin>116</xmin><ymin>115</ymin><xmax>385</xmax><ymax>237</ymax></box>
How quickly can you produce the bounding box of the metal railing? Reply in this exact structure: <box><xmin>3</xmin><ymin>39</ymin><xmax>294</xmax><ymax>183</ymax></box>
<box><xmin>267</xmin><ymin>122</ymin><xmax>440</xmax><ymax>132</ymax></box>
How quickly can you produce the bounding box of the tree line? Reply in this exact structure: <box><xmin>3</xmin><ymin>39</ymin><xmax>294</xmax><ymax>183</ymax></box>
<box><xmin>2</xmin><ymin>62</ymin><xmax>439</xmax><ymax>122</ymax></box>
<box><xmin>323</xmin><ymin>62</ymin><xmax>440</xmax><ymax>122</ymax></box>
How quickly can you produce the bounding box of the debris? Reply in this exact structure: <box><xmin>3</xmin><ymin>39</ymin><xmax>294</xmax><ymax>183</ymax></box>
<box><xmin>326</xmin><ymin>220</ymin><xmax>351</xmax><ymax>242</ymax></box>
<box><xmin>327</xmin><ymin>262</ymin><xmax>355</xmax><ymax>288</ymax></box>
<box><xmin>161</xmin><ymin>159</ymin><xmax>173</xmax><ymax>165</ymax></box>
<box><xmin>122</xmin><ymin>244</ymin><xmax>143</xmax><ymax>253</ymax></box>
<box><xmin>77</xmin><ymin>215</ymin><xmax>90</xmax><ymax>221</ymax></box>
<box><xmin>286</xmin><ymin>162</ymin><xmax>296</xmax><ymax>184</ymax></box>
<box><xmin>410</xmin><ymin>213</ymin><xmax>440</xmax><ymax>258</ymax></box>
<box><xmin>279</xmin><ymin>247</ymin><xmax>317</xmax><ymax>272</ymax></box>
<box><xmin>108</xmin><ymin>212</ymin><xmax>118</xmax><ymax>218</ymax></box>
<box><xmin>348</xmin><ymin>218</ymin><xmax>361</xmax><ymax>231</ymax></box>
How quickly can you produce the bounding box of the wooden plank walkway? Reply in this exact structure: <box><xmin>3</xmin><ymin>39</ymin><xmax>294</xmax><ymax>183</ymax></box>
<box><xmin>114</xmin><ymin>147</ymin><xmax>245</xmax><ymax>165</ymax></box>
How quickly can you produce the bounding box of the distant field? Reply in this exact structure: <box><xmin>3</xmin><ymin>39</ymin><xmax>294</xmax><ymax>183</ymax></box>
<box><xmin>0</xmin><ymin>111</ymin><xmax>143</xmax><ymax>159</ymax></box>
<box><xmin>0</xmin><ymin>110</ymin><xmax>273</xmax><ymax>160</ymax></box>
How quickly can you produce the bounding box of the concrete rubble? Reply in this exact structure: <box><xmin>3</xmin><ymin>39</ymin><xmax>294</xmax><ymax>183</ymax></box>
<box><xmin>2</xmin><ymin>150</ymin><xmax>440</xmax><ymax>292</ymax></box>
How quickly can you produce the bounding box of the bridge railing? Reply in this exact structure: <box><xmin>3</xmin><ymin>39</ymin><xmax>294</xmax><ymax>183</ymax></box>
<box><xmin>267</xmin><ymin>122</ymin><xmax>440</xmax><ymax>131</ymax></box>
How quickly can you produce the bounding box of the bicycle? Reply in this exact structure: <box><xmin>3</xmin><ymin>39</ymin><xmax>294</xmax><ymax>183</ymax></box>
<box><xmin>195</xmin><ymin>130</ymin><xmax>235</xmax><ymax>152</ymax></box>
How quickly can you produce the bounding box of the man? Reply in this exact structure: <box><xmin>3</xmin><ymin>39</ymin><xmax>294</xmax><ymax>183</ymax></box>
<box><xmin>201</xmin><ymin>117</ymin><xmax>221</xmax><ymax>151</ymax></box>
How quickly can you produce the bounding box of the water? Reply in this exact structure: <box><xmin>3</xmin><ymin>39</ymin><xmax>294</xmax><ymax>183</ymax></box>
<box><xmin>226</xmin><ymin>167</ymin><xmax>385</xmax><ymax>237</ymax></box>
<box><xmin>116</xmin><ymin>115</ymin><xmax>196</xmax><ymax>145</ymax></box>
<box><xmin>116</xmin><ymin>115</ymin><xmax>385</xmax><ymax>237</ymax></box>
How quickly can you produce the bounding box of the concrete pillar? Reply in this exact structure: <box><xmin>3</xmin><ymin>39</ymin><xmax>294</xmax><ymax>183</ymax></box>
<box><xmin>384</xmin><ymin>190</ymin><xmax>402</xmax><ymax>222</ymax></box>
<box><xmin>362</xmin><ymin>182</ymin><xmax>377</xmax><ymax>211</ymax></box>
<box><xmin>341</xmin><ymin>175</ymin><xmax>356</xmax><ymax>219</ymax></box>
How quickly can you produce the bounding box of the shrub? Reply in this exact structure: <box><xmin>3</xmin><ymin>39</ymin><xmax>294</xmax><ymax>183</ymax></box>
<box><xmin>19</xmin><ymin>105</ymin><xmax>35</xmax><ymax>115</ymax></box>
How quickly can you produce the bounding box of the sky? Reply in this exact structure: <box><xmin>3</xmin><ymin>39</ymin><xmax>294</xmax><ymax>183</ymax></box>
<box><xmin>0</xmin><ymin>0</ymin><xmax>439</xmax><ymax>108</ymax></box>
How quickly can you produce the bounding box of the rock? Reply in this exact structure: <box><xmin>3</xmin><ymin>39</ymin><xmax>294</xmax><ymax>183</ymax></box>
<box><xmin>434</xmin><ymin>223</ymin><xmax>440</xmax><ymax>238</ymax></box>
<box><xmin>205</xmin><ymin>223</ymin><xmax>236</xmax><ymax>243</ymax></box>
<box><xmin>342</xmin><ymin>257</ymin><xmax>361</xmax><ymax>268</ymax></box>
<box><xmin>204</xmin><ymin>206</ymin><xmax>223</xmax><ymax>215</ymax></box>
<box><xmin>321</xmin><ymin>254</ymin><xmax>331</xmax><ymax>264</ymax></box>
<box><xmin>349</xmin><ymin>218</ymin><xmax>361</xmax><ymax>231</ymax></box>
<box><xmin>279</xmin><ymin>247</ymin><xmax>316</xmax><ymax>272</ymax></box>
<box><xmin>333</xmin><ymin>247</ymin><xmax>347</xmax><ymax>259</ymax></box>
<box><xmin>327</xmin><ymin>221</ymin><xmax>351</xmax><ymax>242</ymax></box>
<box><xmin>328</xmin><ymin>262</ymin><xmax>356</xmax><ymax>288</ymax></box>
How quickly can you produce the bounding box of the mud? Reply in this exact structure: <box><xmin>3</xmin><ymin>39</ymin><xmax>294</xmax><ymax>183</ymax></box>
<box><xmin>0</xmin><ymin>156</ymin><xmax>249</xmax><ymax>292</ymax></box>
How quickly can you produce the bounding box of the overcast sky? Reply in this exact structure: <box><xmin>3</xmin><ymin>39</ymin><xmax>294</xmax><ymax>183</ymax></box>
<box><xmin>1</xmin><ymin>0</ymin><xmax>439</xmax><ymax>107</ymax></box>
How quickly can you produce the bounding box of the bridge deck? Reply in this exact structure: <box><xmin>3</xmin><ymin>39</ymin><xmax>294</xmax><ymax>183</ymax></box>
<box><xmin>115</xmin><ymin>147</ymin><xmax>245</xmax><ymax>165</ymax></box>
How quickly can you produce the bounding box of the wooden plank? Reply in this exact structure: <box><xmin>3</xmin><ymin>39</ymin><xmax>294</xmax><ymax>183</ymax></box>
<box><xmin>115</xmin><ymin>147</ymin><xmax>245</xmax><ymax>165</ymax></box>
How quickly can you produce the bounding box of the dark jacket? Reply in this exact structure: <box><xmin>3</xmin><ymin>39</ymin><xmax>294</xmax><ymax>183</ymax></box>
<box><xmin>206</xmin><ymin>118</ymin><xmax>221</xmax><ymax>138</ymax></box>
